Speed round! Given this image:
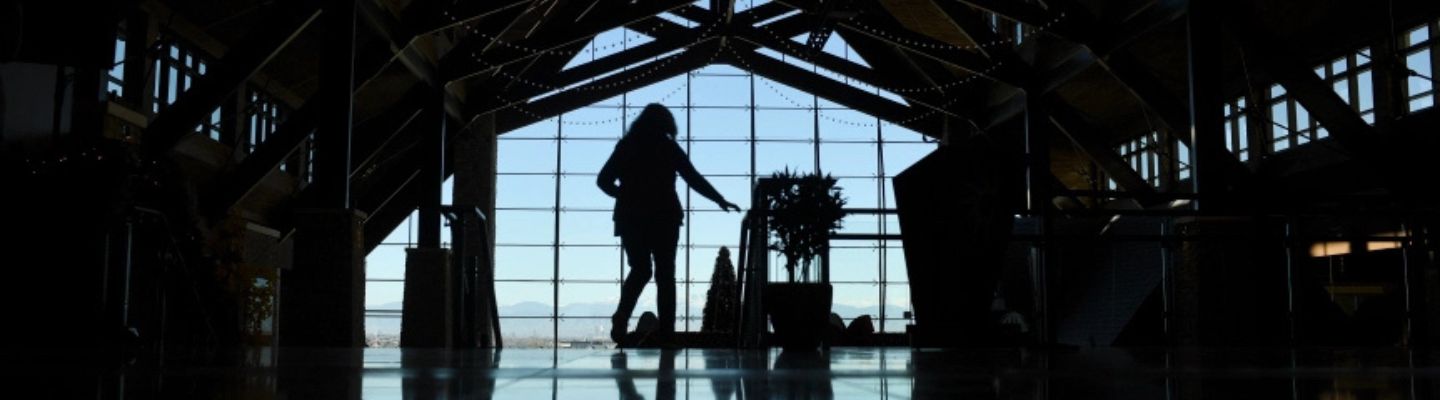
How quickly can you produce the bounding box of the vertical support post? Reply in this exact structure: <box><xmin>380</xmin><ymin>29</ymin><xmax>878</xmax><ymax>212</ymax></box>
<box><xmin>1024</xmin><ymin>95</ymin><xmax>1052</xmax><ymax>346</ymax></box>
<box><xmin>1186</xmin><ymin>2</ymin><xmax>1227</xmax><ymax>211</ymax></box>
<box><xmin>418</xmin><ymin>93</ymin><xmax>445</xmax><ymax>248</ymax></box>
<box><xmin>1371</xmin><ymin>32</ymin><xmax>1401</xmax><ymax>131</ymax></box>
<box><xmin>313</xmin><ymin>0</ymin><xmax>357</xmax><ymax>210</ymax></box>
<box><xmin>456</xmin><ymin>114</ymin><xmax>499</xmax><ymax>347</ymax></box>
<box><xmin>279</xmin><ymin>0</ymin><xmax>365</xmax><ymax>351</ymax></box>
<box><xmin>401</xmin><ymin>96</ymin><xmax>453</xmax><ymax>348</ymax></box>
<box><xmin>123</xmin><ymin>9</ymin><xmax>156</xmax><ymax>115</ymax></box>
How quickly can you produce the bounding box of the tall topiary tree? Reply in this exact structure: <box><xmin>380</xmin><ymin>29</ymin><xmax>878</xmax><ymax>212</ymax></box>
<box><xmin>702</xmin><ymin>247</ymin><xmax>739</xmax><ymax>333</ymax></box>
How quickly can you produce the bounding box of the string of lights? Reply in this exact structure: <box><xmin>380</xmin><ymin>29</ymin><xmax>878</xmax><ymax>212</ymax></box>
<box><xmin>494</xmin><ymin>41</ymin><xmax>725</xmax><ymax>126</ymax></box>
<box><xmin>755</xmin><ymin>24</ymin><xmax>1007</xmax><ymax>94</ymax></box>
<box><xmin>474</xmin><ymin>22</ymin><xmax>720</xmax><ymax>93</ymax></box>
<box><xmin>724</xmin><ymin>44</ymin><xmax>973</xmax><ymax>128</ymax></box>
<box><xmin>844</xmin><ymin>12</ymin><xmax>1066</xmax><ymax>52</ymax></box>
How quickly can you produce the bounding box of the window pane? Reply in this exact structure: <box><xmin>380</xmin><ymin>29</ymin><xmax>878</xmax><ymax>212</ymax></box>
<box><xmin>1406</xmin><ymin>50</ymin><xmax>1433</xmax><ymax>97</ymax></box>
<box><xmin>1408</xmin><ymin>25</ymin><xmax>1430</xmax><ymax>47</ymax></box>
<box><xmin>687</xmin><ymin>210</ymin><xmax>744</xmax><ymax>248</ymax></box>
<box><xmin>504</xmin><ymin>118</ymin><xmax>558</xmax><ymax>139</ymax></box>
<box><xmin>688</xmin><ymin>140</ymin><xmax>752</xmax><ymax>176</ymax></box>
<box><xmin>1331</xmin><ymin>57</ymin><xmax>1347</xmax><ymax>75</ymax></box>
<box><xmin>756</xmin><ymin>142</ymin><xmax>816</xmax><ymax>175</ymax></box>
<box><xmin>561</xmin><ymin>107</ymin><xmax>625</xmax><ymax>138</ymax></box>
<box><xmin>1357</xmin><ymin>70</ymin><xmax>1374</xmax><ymax>112</ymax></box>
<box><xmin>557</xmin><ymin>282</ymin><xmax>620</xmax><ymax>319</ymax></box>
<box><xmin>496</xmin><ymin>283</ymin><xmax>555</xmax><ymax>315</ymax></box>
<box><xmin>498</xmin><ymin>317</ymin><xmax>553</xmax><ymax>347</ymax></box>
<box><xmin>691</xmin><ymin>75</ymin><xmax>751</xmax><ymax>107</ymax></box>
<box><xmin>495</xmin><ymin>245</ymin><xmax>555</xmax><ymax>280</ymax></box>
<box><xmin>367</xmin><ymin>244</ymin><xmax>408</xmax><ymax>280</ymax></box>
<box><xmin>560</xmin><ymin>174</ymin><xmax>612</xmax><ymax>211</ymax></box>
<box><xmin>1224</xmin><ymin>123</ymin><xmax>1235</xmax><ymax>151</ymax></box>
<box><xmin>1295</xmin><ymin>106</ymin><xmax>1311</xmax><ymax>131</ymax></box>
<box><xmin>1411</xmin><ymin>96</ymin><xmax>1435</xmax><ymax>112</ymax></box>
<box><xmin>556</xmin><ymin>312</ymin><xmax>613</xmax><ymax>343</ymax></box>
<box><xmin>365</xmin><ymin>281</ymin><xmax>405</xmax><ymax>310</ymax></box>
<box><xmin>560</xmin><ymin>210</ymin><xmax>619</xmax><ymax>246</ymax></box>
<box><xmin>497</xmin><ymin>175</ymin><xmax>555</xmax><ymax>209</ymax></box>
<box><xmin>560</xmin><ymin>139</ymin><xmax>617</xmax><ymax>173</ymax></box>
<box><xmin>498</xmin><ymin>139</ymin><xmax>557</xmax><ymax>173</ymax></box>
<box><xmin>755</xmin><ymin>76</ymin><xmax>811</xmax><ymax>109</ymax></box>
<box><xmin>559</xmin><ymin>246</ymin><xmax>624</xmax><ymax>282</ymax></box>
<box><xmin>882</xmin><ymin>283</ymin><xmax>913</xmax><ymax>332</ymax></box>
<box><xmin>819</xmin><ymin>109</ymin><xmax>881</xmax><ymax>142</ymax></box>
<box><xmin>830</xmin><ymin>246</ymin><xmax>880</xmax><ymax>284</ymax></box>
<box><xmin>686</xmin><ymin>176</ymin><xmax>752</xmax><ymax>211</ymax></box>
<box><xmin>820</xmin><ymin>142</ymin><xmax>879</xmax><ymax>178</ymax></box>
<box><xmin>1333</xmin><ymin>78</ymin><xmax>1350</xmax><ymax>105</ymax></box>
<box><xmin>495</xmin><ymin>210</ymin><xmax>555</xmax><ymax>245</ymax></box>
<box><xmin>755</xmin><ymin>109</ymin><xmax>815</xmax><ymax>141</ymax></box>
<box><xmin>1270</xmin><ymin>84</ymin><xmax>1286</xmax><ymax>99</ymax></box>
<box><xmin>626</xmin><ymin>75</ymin><xmax>689</xmax><ymax>109</ymax></box>
<box><xmin>1271</xmin><ymin>102</ymin><xmax>1290</xmax><ymax>140</ymax></box>
<box><xmin>837</xmin><ymin>177</ymin><xmax>881</xmax><ymax>209</ymax></box>
<box><xmin>882</xmin><ymin>142</ymin><xmax>936</xmax><ymax>177</ymax></box>
<box><xmin>832</xmin><ymin>283</ymin><xmax>881</xmax><ymax>324</ymax></box>
<box><xmin>837</xmin><ymin>213</ymin><xmax>882</xmax><ymax>238</ymax></box>
<box><xmin>690</xmin><ymin>108</ymin><xmax>751</xmax><ymax>140</ymax></box>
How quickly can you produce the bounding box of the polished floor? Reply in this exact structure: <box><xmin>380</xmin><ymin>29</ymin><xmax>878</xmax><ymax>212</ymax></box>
<box><xmin>24</xmin><ymin>346</ymin><xmax>1440</xmax><ymax>399</ymax></box>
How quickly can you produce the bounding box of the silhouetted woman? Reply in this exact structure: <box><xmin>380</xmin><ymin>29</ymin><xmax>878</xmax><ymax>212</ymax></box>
<box><xmin>598</xmin><ymin>103</ymin><xmax>741</xmax><ymax>344</ymax></box>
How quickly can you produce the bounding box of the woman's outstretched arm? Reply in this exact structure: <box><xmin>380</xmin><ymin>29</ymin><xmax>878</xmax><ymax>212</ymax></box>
<box><xmin>676</xmin><ymin>149</ymin><xmax>741</xmax><ymax>212</ymax></box>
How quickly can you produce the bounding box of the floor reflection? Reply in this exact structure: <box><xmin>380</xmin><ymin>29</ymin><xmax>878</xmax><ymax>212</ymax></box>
<box><xmin>51</xmin><ymin>347</ymin><xmax>1440</xmax><ymax>399</ymax></box>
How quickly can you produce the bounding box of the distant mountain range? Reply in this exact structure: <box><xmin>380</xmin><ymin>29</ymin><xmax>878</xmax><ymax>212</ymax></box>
<box><xmin>366</xmin><ymin>301</ymin><xmax>910</xmax><ymax>341</ymax></box>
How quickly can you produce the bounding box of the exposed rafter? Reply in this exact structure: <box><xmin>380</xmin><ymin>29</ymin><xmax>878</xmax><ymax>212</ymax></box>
<box><xmin>492</xmin><ymin>41</ymin><xmax>720</xmax><ymax>132</ymax></box>
<box><xmin>725</xmin><ymin>45</ymin><xmax>945</xmax><ymax>136</ymax></box>
<box><xmin>440</xmin><ymin>0</ymin><xmax>695</xmax><ymax>84</ymax></box>
<box><xmin>401</xmin><ymin>0</ymin><xmax>533</xmax><ymax>37</ymax></box>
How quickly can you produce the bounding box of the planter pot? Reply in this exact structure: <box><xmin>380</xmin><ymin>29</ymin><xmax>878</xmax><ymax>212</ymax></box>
<box><xmin>763</xmin><ymin>282</ymin><xmax>833</xmax><ymax>351</ymax></box>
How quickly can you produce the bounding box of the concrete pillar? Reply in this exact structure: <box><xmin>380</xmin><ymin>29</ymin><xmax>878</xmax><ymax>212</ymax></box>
<box><xmin>402</xmin><ymin>248</ymin><xmax>453</xmax><ymax>348</ymax></box>
<box><xmin>1172</xmin><ymin>217</ymin><xmax>1291</xmax><ymax>400</ymax></box>
<box><xmin>455</xmin><ymin>113</ymin><xmax>498</xmax><ymax>347</ymax></box>
<box><xmin>417</xmin><ymin>99</ymin><xmax>446</xmax><ymax>248</ymax></box>
<box><xmin>1173</xmin><ymin>217</ymin><xmax>1290</xmax><ymax>346</ymax></box>
<box><xmin>280</xmin><ymin>209</ymin><xmax>365</xmax><ymax>347</ymax></box>
<box><xmin>279</xmin><ymin>0</ymin><xmax>363</xmax><ymax>350</ymax></box>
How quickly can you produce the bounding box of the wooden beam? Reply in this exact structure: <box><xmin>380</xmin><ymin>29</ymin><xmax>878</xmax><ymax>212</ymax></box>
<box><xmin>729</xmin><ymin>45</ymin><xmax>944</xmax><ymax>135</ymax></box>
<box><xmin>952</xmin><ymin>0</ymin><xmax>1091</xmax><ymax>41</ymax></box>
<box><xmin>143</xmin><ymin>5</ymin><xmax>320</xmax><ymax>156</ymax></box>
<box><xmin>494</xmin><ymin>24</ymin><xmax>715</xmax><ymax>105</ymax></box>
<box><xmin>1042</xmin><ymin>100</ymin><xmax>1157</xmax><ymax>200</ymax></box>
<box><xmin>364</xmin><ymin>174</ymin><xmax>420</xmax><ymax>253</ymax></box>
<box><xmin>493</xmin><ymin>42</ymin><xmax>717</xmax><ymax>132</ymax></box>
<box><xmin>402</xmin><ymin>0</ymin><xmax>532</xmax><ymax>37</ymax></box>
<box><xmin>730</xmin><ymin>20</ymin><xmax>948</xmax><ymax>110</ymax></box>
<box><xmin>440</xmin><ymin>0</ymin><xmax>694</xmax><ymax>84</ymax></box>
<box><xmin>668</xmin><ymin>4</ymin><xmax>712</xmax><ymax>23</ymax></box>
<box><xmin>839</xmin><ymin>14</ymin><xmax>1016</xmax><ymax>86</ymax></box>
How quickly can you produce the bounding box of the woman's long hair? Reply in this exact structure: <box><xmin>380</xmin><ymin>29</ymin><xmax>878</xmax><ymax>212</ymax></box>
<box><xmin>625</xmin><ymin>103</ymin><xmax>677</xmax><ymax>141</ymax></box>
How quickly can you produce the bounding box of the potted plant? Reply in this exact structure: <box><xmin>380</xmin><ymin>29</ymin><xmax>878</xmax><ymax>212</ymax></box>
<box><xmin>760</xmin><ymin>169</ymin><xmax>846</xmax><ymax>350</ymax></box>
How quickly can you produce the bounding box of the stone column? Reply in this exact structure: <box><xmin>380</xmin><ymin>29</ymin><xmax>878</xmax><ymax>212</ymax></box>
<box><xmin>280</xmin><ymin>209</ymin><xmax>366</xmax><ymax>347</ymax></box>
<box><xmin>455</xmin><ymin>113</ymin><xmax>499</xmax><ymax>347</ymax></box>
<box><xmin>402</xmin><ymin>248</ymin><xmax>453</xmax><ymax>348</ymax></box>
